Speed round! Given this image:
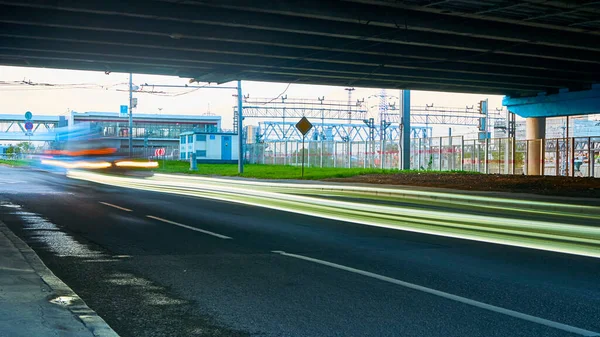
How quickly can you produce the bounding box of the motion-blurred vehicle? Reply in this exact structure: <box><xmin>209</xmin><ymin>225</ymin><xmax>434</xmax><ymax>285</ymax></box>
<box><xmin>39</xmin><ymin>123</ymin><xmax>157</xmax><ymax>176</ymax></box>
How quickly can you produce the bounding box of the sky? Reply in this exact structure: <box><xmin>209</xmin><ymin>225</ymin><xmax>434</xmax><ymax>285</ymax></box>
<box><xmin>0</xmin><ymin>66</ymin><xmax>506</xmax><ymax>137</ymax></box>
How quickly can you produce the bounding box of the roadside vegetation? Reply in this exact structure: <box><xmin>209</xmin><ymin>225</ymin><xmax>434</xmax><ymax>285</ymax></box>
<box><xmin>0</xmin><ymin>159</ymin><xmax>32</xmax><ymax>167</ymax></box>
<box><xmin>155</xmin><ymin>160</ymin><xmax>477</xmax><ymax>180</ymax></box>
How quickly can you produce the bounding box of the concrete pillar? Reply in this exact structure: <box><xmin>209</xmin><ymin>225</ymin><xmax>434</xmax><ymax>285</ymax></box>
<box><xmin>526</xmin><ymin>117</ymin><xmax>546</xmax><ymax>175</ymax></box>
<box><xmin>401</xmin><ymin>90</ymin><xmax>411</xmax><ymax>170</ymax></box>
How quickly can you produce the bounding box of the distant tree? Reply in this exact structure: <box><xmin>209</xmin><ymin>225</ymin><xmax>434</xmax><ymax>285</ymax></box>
<box><xmin>5</xmin><ymin>145</ymin><xmax>20</xmax><ymax>158</ymax></box>
<box><xmin>16</xmin><ymin>142</ymin><xmax>34</xmax><ymax>153</ymax></box>
<box><xmin>6</xmin><ymin>145</ymin><xmax>20</xmax><ymax>155</ymax></box>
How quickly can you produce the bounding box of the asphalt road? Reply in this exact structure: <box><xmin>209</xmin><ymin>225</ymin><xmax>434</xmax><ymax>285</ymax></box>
<box><xmin>1</xmin><ymin>166</ymin><xmax>599</xmax><ymax>337</ymax></box>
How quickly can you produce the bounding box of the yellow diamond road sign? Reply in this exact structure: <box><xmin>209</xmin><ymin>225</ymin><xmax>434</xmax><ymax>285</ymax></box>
<box><xmin>295</xmin><ymin>117</ymin><xmax>313</xmax><ymax>136</ymax></box>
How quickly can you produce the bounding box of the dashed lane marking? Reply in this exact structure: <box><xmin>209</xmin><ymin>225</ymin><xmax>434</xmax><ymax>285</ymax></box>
<box><xmin>146</xmin><ymin>215</ymin><xmax>232</xmax><ymax>240</ymax></box>
<box><xmin>99</xmin><ymin>202</ymin><xmax>132</xmax><ymax>212</ymax></box>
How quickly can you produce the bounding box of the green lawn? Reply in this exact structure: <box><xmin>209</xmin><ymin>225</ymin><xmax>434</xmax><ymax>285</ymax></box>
<box><xmin>155</xmin><ymin>160</ymin><xmax>475</xmax><ymax>180</ymax></box>
<box><xmin>0</xmin><ymin>159</ymin><xmax>31</xmax><ymax>167</ymax></box>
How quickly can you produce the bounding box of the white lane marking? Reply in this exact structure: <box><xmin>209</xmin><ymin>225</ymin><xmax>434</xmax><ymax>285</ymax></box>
<box><xmin>272</xmin><ymin>250</ymin><xmax>600</xmax><ymax>337</ymax></box>
<box><xmin>146</xmin><ymin>215</ymin><xmax>232</xmax><ymax>240</ymax></box>
<box><xmin>0</xmin><ymin>266</ymin><xmax>35</xmax><ymax>273</ymax></box>
<box><xmin>99</xmin><ymin>202</ymin><xmax>132</xmax><ymax>212</ymax></box>
<box><xmin>0</xmin><ymin>179</ymin><xmax>26</xmax><ymax>184</ymax></box>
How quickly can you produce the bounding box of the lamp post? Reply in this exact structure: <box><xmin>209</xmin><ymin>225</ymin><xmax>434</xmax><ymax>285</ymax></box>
<box><xmin>128</xmin><ymin>73</ymin><xmax>133</xmax><ymax>157</ymax></box>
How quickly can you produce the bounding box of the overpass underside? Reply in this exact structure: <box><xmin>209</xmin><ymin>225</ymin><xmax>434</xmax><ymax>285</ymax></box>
<box><xmin>0</xmin><ymin>0</ymin><xmax>599</xmax><ymax>97</ymax></box>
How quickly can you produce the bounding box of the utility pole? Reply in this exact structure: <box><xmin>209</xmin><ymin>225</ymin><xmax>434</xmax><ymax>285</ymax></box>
<box><xmin>379</xmin><ymin>89</ymin><xmax>387</xmax><ymax>169</ymax></box>
<box><xmin>345</xmin><ymin>88</ymin><xmax>355</xmax><ymax>125</ymax></box>
<box><xmin>345</xmin><ymin>88</ymin><xmax>355</xmax><ymax>168</ymax></box>
<box><xmin>128</xmin><ymin>73</ymin><xmax>133</xmax><ymax>157</ymax></box>
<box><xmin>237</xmin><ymin>80</ymin><xmax>244</xmax><ymax>174</ymax></box>
<box><xmin>281</xmin><ymin>95</ymin><xmax>288</xmax><ymax>139</ymax></box>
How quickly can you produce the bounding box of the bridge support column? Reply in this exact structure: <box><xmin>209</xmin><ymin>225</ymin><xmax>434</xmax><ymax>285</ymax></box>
<box><xmin>401</xmin><ymin>90</ymin><xmax>411</xmax><ymax>170</ymax></box>
<box><xmin>526</xmin><ymin>117</ymin><xmax>546</xmax><ymax>175</ymax></box>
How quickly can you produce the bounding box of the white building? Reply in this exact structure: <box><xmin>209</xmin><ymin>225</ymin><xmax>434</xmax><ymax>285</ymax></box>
<box><xmin>70</xmin><ymin>111</ymin><xmax>222</xmax><ymax>148</ymax></box>
<box><xmin>179</xmin><ymin>131</ymin><xmax>239</xmax><ymax>163</ymax></box>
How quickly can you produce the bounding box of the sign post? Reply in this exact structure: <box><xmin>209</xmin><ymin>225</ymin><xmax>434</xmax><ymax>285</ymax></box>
<box><xmin>295</xmin><ymin>117</ymin><xmax>313</xmax><ymax>178</ymax></box>
<box><xmin>154</xmin><ymin>148</ymin><xmax>167</xmax><ymax>169</ymax></box>
<box><xmin>120</xmin><ymin>105</ymin><xmax>128</xmax><ymax>117</ymax></box>
<box><xmin>24</xmin><ymin>111</ymin><xmax>33</xmax><ymax>137</ymax></box>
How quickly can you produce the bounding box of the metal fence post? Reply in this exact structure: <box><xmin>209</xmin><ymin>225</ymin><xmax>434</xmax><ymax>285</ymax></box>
<box><xmin>438</xmin><ymin>137</ymin><xmax>442</xmax><ymax>171</ymax></box>
<box><xmin>429</xmin><ymin>137</ymin><xmax>433</xmax><ymax>170</ymax></box>
<box><xmin>484</xmin><ymin>138</ymin><xmax>489</xmax><ymax>174</ymax></box>
<box><xmin>364</xmin><ymin>140</ymin><xmax>367</xmax><ymax>169</ymax></box>
<box><xmin>571</xmin><ymin>137</ymin><xmax>575</xmax><ymax>177</ymax></box>
<box><xmin>471</xmin><ymin>140</ymin><xmax>475</xmax><ymax>172</ymax></box>
<box><xmin>347</xmin><ymin>141</ymin><xmax>350</xmax><ymax>168</ymax></box>
<box><xmin>511</xmin><ymin>138</ymin><xmax>516</xmax><ymax>175</ymax></box>
<box><xmin>525</xmin><ymin>140</ymin><xmax>529</xmax><ymax>175</ymax></box>
<box><xmin>504</xmin><ymin>136</ymin><xmax>509</xmax><ymax>174</ymax></box>
<box><xmin>556</xmin><ymin>138</ymin><xmax>559</xmax><ymax>176</ymax></box>
<box><xmin>497</xmin><ymin>138</ymin><xmax>501</xmax><ymax>174</ymax></box>
<box><xmin>540</xmin><ymin>138</ymin><xmax>545</xmax><ymax>176</ymax></box>
<box><xmin>333</xmin><ymin>142</ymin><xmax>337</xmax><ymax>168</ymax></box>
<box><xmin>460</xmin><ymin>136</ymin><xmax>465</xmax><ymax>171</ymax></box>
<box><xmin>319</xmin><ymin>140</ymin><xmax>323</xmax><ymax>168</ymax></box>
<box><xmin>449</xmin><ymin>136</ymin><xmax>454</xmax><ymax>171</ymax></box>
<box><xmin>417</xmin><ymin>138</ymin><xmax>421</xmax><ymax>170</ymax></box>
<box><xmin>591</xmin><ymin>139</ymin><xmax>596</xmax><ymax>178</ymax></box>
<box><xmin>477</xmin><ymin>141</ymin><xmax>481</xmax><ymax>173</ymax></box>
<box><xmin>381</xmin><ymin>139</ymin><xmax>385</xmax><ymax>170</ymax></box>
<box><xmin>587</xmin><ymin>137</ymin><xmax>592</xmax><ymax>177</ymax></box>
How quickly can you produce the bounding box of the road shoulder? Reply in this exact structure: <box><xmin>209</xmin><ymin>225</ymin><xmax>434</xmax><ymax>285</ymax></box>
<box><xmin>0</xmin><ymin>220</ymin><xmax>119</xmax><ymax>337</ymax></box>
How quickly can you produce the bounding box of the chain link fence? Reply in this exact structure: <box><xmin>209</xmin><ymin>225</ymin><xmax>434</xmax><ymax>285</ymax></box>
<box><xmin>245</xmin><ymin>136</ymin><xmax>600</xmax><ymax>177</ymax></box>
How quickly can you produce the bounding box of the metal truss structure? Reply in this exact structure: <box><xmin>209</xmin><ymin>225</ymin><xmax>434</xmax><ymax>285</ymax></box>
<box><xmin>0</xmin><ymin>115</ymin><xmax>62</xmax><ymax>141</ymax></box>
<box><xmin>239</xmin><ymin>97</ymin><xmax>368</xmax><ymax>121</ymax></box>
<box><xmin>383</xmin><ymin>106</ymin><xmax>504</xmax><ymax>126</ymax></box>
<box><xmin>241</xmin><ymin>100</ymin><xmax>507</xmax><ymax>142</ymax></box>
<box><xmin>257</xmin><ymin>121</ymin><xmax>430</xmax><ymax>142</ymax></box>
<box><xmin>240</xmin><ymin>101</ymin><xmax>504</xmax><ymax>128</ymax></box>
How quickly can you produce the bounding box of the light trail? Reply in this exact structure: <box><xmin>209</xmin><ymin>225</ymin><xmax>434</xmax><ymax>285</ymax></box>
<box><xmin>152</xmin><ymin>174</ymin><xmax>600</xmax><ymax>213</ymax></box>
<box><xmin>68</xmin><ymin>170</ymin><xmax>600</xmax><ymax>258</ymax></box>
<box><xmin>115</xmin><ymin>161</ymin><xmax>159</xmax><ymax>168</ymax></box>
<box><xmin>42</xmin><ymin>159</ymin><xmax>112</xmax><ymax>169</ymax></box>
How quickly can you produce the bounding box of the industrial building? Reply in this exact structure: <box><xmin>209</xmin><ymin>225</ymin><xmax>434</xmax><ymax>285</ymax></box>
<box><xmin>179</xmin><ymin>131</ymin><xmax>239</xmax><ymax>163</ymax></box>
<box><xmin>71</xmin><ymin>111</ymin><xmax>221</xmax><ymax>149</ymax></box>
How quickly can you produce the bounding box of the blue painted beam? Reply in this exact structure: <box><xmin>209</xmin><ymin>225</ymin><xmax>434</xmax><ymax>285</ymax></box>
<box><xmin>503</xmin><ymin>84</ymin><xmax>600</xmax><ymax>118</ymax></box>
<box><xmin>402</xmin><ymin>90</ymin><xmax>411</xmax><ymax>170</ymax></box>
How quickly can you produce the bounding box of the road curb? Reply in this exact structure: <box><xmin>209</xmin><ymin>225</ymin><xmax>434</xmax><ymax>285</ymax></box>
<box><xmin>0</xmin><ymin>221</ymin><xmax>120</xmax><ymax>337</ymax></box>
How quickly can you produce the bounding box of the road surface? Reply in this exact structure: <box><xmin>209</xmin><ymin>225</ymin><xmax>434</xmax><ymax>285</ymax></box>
<box><xmin>0</xmin><ymin>166</ymin><xmax>599</xmax><ymax>337</ymax></box>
